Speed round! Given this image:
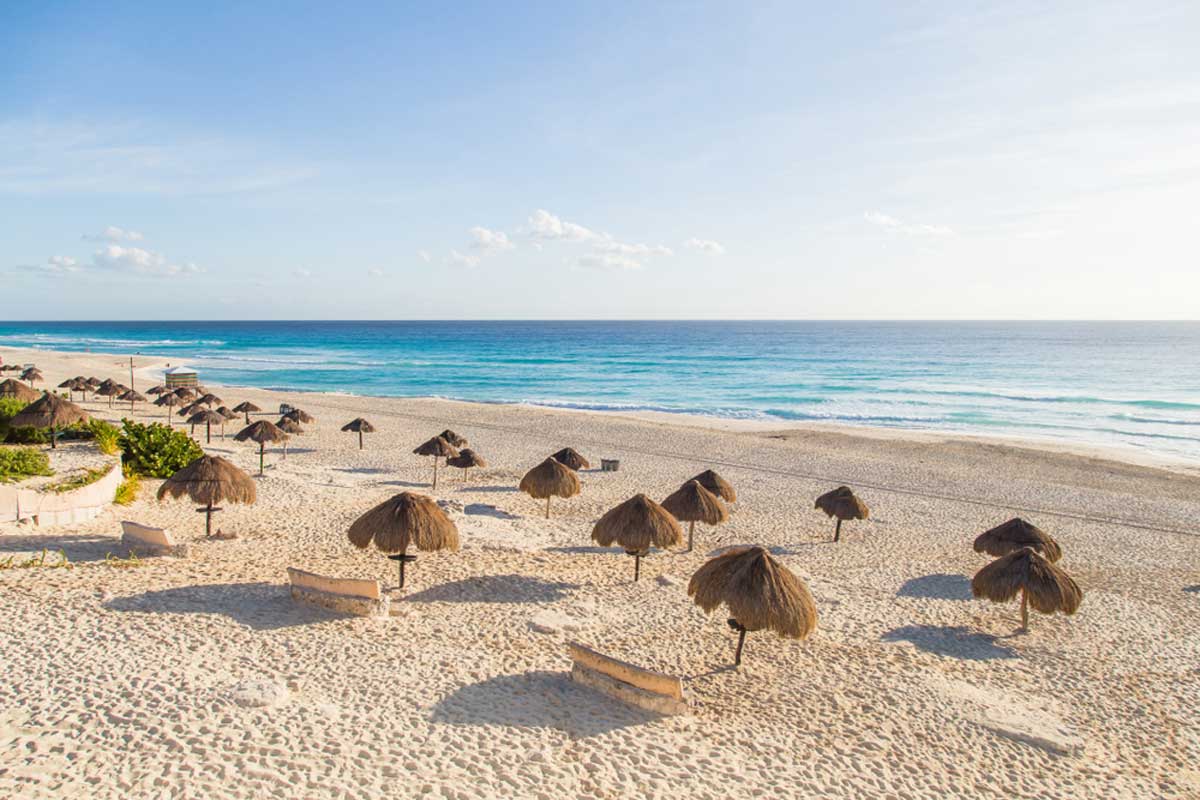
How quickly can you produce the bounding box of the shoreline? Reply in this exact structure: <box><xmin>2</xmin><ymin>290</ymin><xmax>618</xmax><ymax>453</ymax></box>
<box><xmin>5</xmin><ymin>343</ymin><xmax>1198</xmax><ymax>478</ymax></box>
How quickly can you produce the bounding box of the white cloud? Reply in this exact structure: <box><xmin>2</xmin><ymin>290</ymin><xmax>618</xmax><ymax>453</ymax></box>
<box><xmin>683</xmin><ymin>238</ymin><xmax>726</xmax><ymax>255</ymax></box>
<box><xmin>864</xmin><ymin>211</ymin><xmax>954</xmax><ymax>236</ymax></box>
<box><xmin>418</xmin><ymin>249</ymin><xmax>431</xmax><ymax>263</ymax></box>
<box><xmin>447</xmin><ymin>250</ymin><xmax>481</xmax><ymax>268</ymax></box>
<box><xmin>294</xmin><ymin>267</ymin><xmax>313</xmax><ymax>278</ymax></box>
<box><xmin>594</xmin><ymin>239</ymin><xmax>673</xmax><ymax>258</ymax></box>
<box><xmin>526</xmin><ymin>209</ymin><xmax>599</xmax><ymax>242</ymax></box>
<box><xmin>576</xmin><ymin>253</ymin><xmax>644</xmax><ymax>271</ymax></box>
<box><xmin>83</xmin><ymin>225</ymin><xmax>144</xmax><ymax>242</ymax></box>
<box><xmin>14</xmin><ymin>255</ymin><xmax>81</xmax><ymax>276</ymax></box>
<box><xmin>367</xmin><ymin>267</ymin><xmax>384</xmax><ymax>277</ymax></box>
<box><xmin>469</xmin><ymin>226</ymin><xmax>515</xmax><ymax>253</ymax></box>
<box><xmin>91</xmin><ymin>244</ymin><xmax>202</xmax><ymax>277</ymax></box>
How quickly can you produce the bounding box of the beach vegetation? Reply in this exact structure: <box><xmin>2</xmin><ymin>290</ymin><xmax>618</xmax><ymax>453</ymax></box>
<box><xmin>114</xmin><ymin>467</ymin><xmax>141</xmax><ymax>505</ymax></box>
<box><xmin>118</xmin><ymin>420</ymin><xmax>203</xmax><ymax>478</ymax></box>
<box><xmin>0</xmin><ymin>447</ymin><xmax>54</xmax><ymax>483</ymax></box>
<box><xmin>87</xmin><ymin>419</ymin><xmax>121</xmax><ymax>455</ymax></box>
<box><xmin>104</xmin><ymin>550</ymin><xmax>146</xmax><ymax>568</ymax></box>
<box><xmin>42</xmin><ymin>463</ymin><xmax>115</xmax><ymax>494</ymax></box>
<box><xmin>0</xmin><ymin>548</ymin><xmax>72</xmax><ymax>571</ymax></box>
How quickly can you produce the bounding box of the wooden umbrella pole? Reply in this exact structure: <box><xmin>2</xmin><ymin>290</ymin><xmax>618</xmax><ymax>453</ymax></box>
<box><xmin>49</xmin><ymin>425</ymin><xmax>57</xmax><ymax>449</ymax></box>
<box><xmin>834</xmin><ymin>518</ymin><xmax>842</xmax><ymax>543</ymax></box>
<box><xmin>1020</xmin><ymin>588</ymin><xmax>1029</xmax><ymax>630</ymax></box>
<box><xmin>258</xmin><ymin>443</ymin><xmax>265</xmax><ymax>475</ymax></box>
<box><xmin>206</xmin><ymin>423</ymin><xmax>212</xmax><ymax>444</ymax></box>
<box><xmin>205</xmin><ymin>502</ymin><xmax>213</xmax><ymax>537</ymax></box>
<box><xmin>634</xmin><ymin>553</ymin><xmax>641</xmax><ymax>582</ymax></box>
<box><xmin>545</xmin><ymin>496</ymin><xmax>551</xmax><ymax>519</ymax></box>
<box><xmin>734</xmin><ymin>627</ymin><xmax>747</xmax><ymax>666</ymax></box>
<box><xmin>358</xmin><ymin>430</ymin><xmax>363</xmax><ymax>449</ymax></box>
<box><xmin>688</xmin><ymin>521</ymin><xmax>695</xmax><ymax>552</ymax></box>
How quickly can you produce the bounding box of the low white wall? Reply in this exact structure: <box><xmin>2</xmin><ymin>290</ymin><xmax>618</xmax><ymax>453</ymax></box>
<box><xmin>0</xmin><ymin>459</ymin><xmax>122</xmax><ymax>526</ymax></box>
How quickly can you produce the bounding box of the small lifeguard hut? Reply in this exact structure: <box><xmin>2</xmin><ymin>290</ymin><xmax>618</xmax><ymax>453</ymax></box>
<box><xmin>163</xmin><ymin>365</ymin><xmax>199</xmax><ymax>390</ymax></box>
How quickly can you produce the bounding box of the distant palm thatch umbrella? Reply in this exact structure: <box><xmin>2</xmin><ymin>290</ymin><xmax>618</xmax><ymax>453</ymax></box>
<box><xmin>84</xmin><ymin>377</ymin><xmax>101</xmax><ymax>391</ymax></box>
<box><xmin>10</xmin><ymin>392</ymin><xmax>88</xmax><ymax>449</ymax></box>
<box><xmin>173</xmin><ymin>386</ymin><xmax>196</xmax><ymax>400</ymax></box>
<box><xmin>197</xmin><ymin>392</ymin><xmax>222</xmax><ymax>408</ymax></box>
<box><xmin>145</xmin><ymin>384</ymin><xmax>168</xmax><ymax>396</ymax></box>
<box><xmin>662</xmin><ymin>479</ymin><xmax>729</xmax><ymax>552</ymax></box>
<box><xmin>447</xmin><ymin>448</ymin><xmax>487</xmax><ymax>481</ymax></box>
<box><xmin>154</xmin><ymin>392</ymin><xmax>183</xmax><ymax>423</ymax></box>
<box><xmin>519</xmin><ymin>457</ymin><xmax>580</xmax><ymax>518</ymax></box>
<box><xmin>95</xmin><ymin>379</ymin><xmax>122</xmax><ymax>407</ymax></box>
<box><xmin>0</xmin><ymin>378</ymin><xmax>40</xmax><ymax>403</ymax></box>
<box><xmin>413</xmin><ymin>435</ymin><xmax>458</xmax><ymax>490</ymax></box>
<box><xmin>57</xmin><ymin>378</ymin><xmax>76</xmax><ymax>399</ymax></box>
<box><xmin>347</xmin><ymin>492</ymin><xmax>460</xmax><ymax>589</ymax></box>
<box><xmin>283</xmin><ymin>408</ymin><xmax>315</xmax><ymax>425</ymax></box>
<box><xmin>21</xmin><ymin>368</ymin><xmax>43</xmax><ymax>388</ymax></box>
<box><xmin>592</xmin><ymin>494</ymin><xmax>682</xmax><ymax>582</ymax></box>
<box><xmin>235</xmin><ymin>419</ymin><xmax>287</xmax><ymax>475</ymax></box>
<box><xmin>276</xmin><ymin>417</ymin><xmax>303</xmax><ymax>458</ymax></box>
<box><xmin>688</xmin><ymin>546</ymin><xmax>818</xmax><ymax>666</ymax></box>
<box><xmin>215</xmin><ymin>406</ymin><xmax>237</xmax><ymax>437</ymax></box>
<box><xmin>690</xmin><ymin>469</ymin><xmax>737</xmax><ymax>503</ymax></box>
<box><xmin>551</xmin><ymin>447</ymin><xmax>590</xmax><ymax>471</ymax></box>
<box><xmin>232</xmin><ymin>401</ymin><xmax>261</xmax><ymax>424</ymax></box>
<box><xmin>341</xmin><ymin>417</ymin><xmax>375</xmax><ymax>449</ymax></box>
<box><xmin>188</xmin><ymin>409</ymin><xmax>227</xmax><ymax>444</ymax></box>
<box><xmin>814</xmin><ymin>486</ymin><xmax>869</xmax><ymax>542</ymax></box>
<box><xmin>439</xmin><ymin>429</ymin><xmax>468</xmax><ymax>447</ymax></box>
<box><xmin>974</xmin><ymin>518</ymin><xmax>1062</xmax><ymax>563</ymax></box>
<box><xmin>157</xmin><ymin>455</ymin><xmax>256</xmax><ymax>537</ymax></box>
<box><xmin>118</xmin><ymin>388</ymin><xmax>146</xmax><ymax>412</ymax></box>
<box><xmin>972</xmin><ymin>547</ymin><xmax>1082</xmax><ymax>631</ymax></box>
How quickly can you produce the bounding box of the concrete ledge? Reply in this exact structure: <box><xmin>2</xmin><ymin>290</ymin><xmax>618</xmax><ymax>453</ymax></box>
<box><xmin>567</xmin><ymin>641</ymin><xmax>688</xmax><ymax>715</ymax></box>
<box><xmin>120</xmin><ymin>520</ymin><xmax>191</xmax><ymax>558</ymax></box>
<box><xmin>2</xmin><ymin>460</ymin><xmax>121</xmax><ymax>527</ymax></box>
<box><xmin>287</xmin><ymin>567</ymin><xmax>389</xmax><ymax>617</ymax></box>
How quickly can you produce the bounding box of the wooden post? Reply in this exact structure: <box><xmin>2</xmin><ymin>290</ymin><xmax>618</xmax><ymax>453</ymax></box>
<box><xmin>545</xmin><ymin>496</ymin><xmax>551</xmax><ymax>519</ymax></box>
<box><xmin>432</xmin><ymin>458</ymin><xmax>438</xmax><ymax>490</ymax></box>
<box><xmin>1020</xmin><ymin>588</ymin><xmax>1029</xmax><ymax>630</ymax></box>
<box><xmin>734</xmin><ymin>627</ymin><xmax>747</xmax><ymax>666</ymax></box>
<box><xmin>834</xmin><ymin>518</ymin><xmax>842</xmax><ymax>543</ymax></box>
<box><xmin>258</xmin><ymin>442</ymin><xmax>265</xmax><ymax>475</ymax></box>
<box><xmin>687</xmin><ymin>521</ymin><xmax>695</xmax><ymax>552</ymax></box>
<box><xmin>358</xmin><ymin>430</ymin><xmax>363</xmax><ymax>449</ymax></box>
<box><xmin>205</xmin><ymin>502</ymin><xmax>213</xmax><ymax>537</ymax></box>
<box><xmin>205</xmin><ymin>422</ymin><xmax>212</xmax><ymax>444</ymax></box>
<box><xmin>634</xmin><ymin>553</ymin><xmax>641</xmax><ymax>582</ymax></box>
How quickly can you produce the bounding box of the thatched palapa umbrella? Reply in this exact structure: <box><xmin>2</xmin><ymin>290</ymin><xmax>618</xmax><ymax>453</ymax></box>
<box><xmin>10</xmin><ymin>392</ymin><xmax>89</xmax><ymax>449</ymax></box>
<box><xmin>690</xmin><ymin>469</ymin><xmax>736</xmax><ymax>503</ymax></box>
<box><xmin>341</xmin><ymin>417</ymin><xmax>375</xmax><ymax>449</ymax></box>
<box><xmin>974</xmin><ymin>518</ymin><xmax>1062</xmax><ymax>563</ymax></box>
<box><xmin>95</xmin><ymin>379</ymin><xmax>122</xmax><ymax>407</ymax></box>
<box><xmin>414</xmin><ymin>435</ymin><xmax>458</xmax><ymax>490</ymax></box>
<box><xmin>814</xmin><ymin>485</ymin><xmax>869</xmax><ymax>542</ymax></box>
<box><xmin>232</xmin><ymin>401</ymin><xmax>261</xmax><ymax>424</ymax></box>
<box><xmin>447</xmin><ymin>448</ymin><xmax>486</xmax><ymax>482</ymax></box>
<box><xmin>197</xmin><ymin>393</ymin><xmax>222</xmax><ymax>408</ymax></box>
<box><xmin>972</xmin><ymin>547</ymin><xmax>1082</xmax><ymax>631</ymax></box>
<box><xmin>119</xmin><ymin>388</ymin><xmax>146</xmax><ymax>412</ymax></box>
<box><xmin>146</xmin><ymin>384</ymin><xmax>167</xmax><ymax>396</ymax></box>
<box><xmin>276</xmin><ymin>417</ymin><xmax>303</xmax><ymax>458</ymax></box>
<box><xmin>154</xmin><ymin>391</ymin><xmax>182</xmax><ymax>422</ymax></box>
<box><xmin>283</xmin><ymin>408</ymin><xmax>315</xmax><ymax>425</ymax></box>
<box><xmin>57</xmin><ymin>378</ymin><xmax>77</xmax><ymax>399</ymax></box>
<box><xmin>519</xmin><ymin>457</ymin><xmax>580</xmax><ymax>518</ymax></box>
<box><xmin>592</xmin><ymin>494</ymin><xmax>682</xmax><ymax>582</ymax></box>
<box><xmin>188</xmin><ymin>409</ymin><xmax>227</xmax><ymax>444</ymax></box>
<box><xmin>21</xmin><ymin>368</ymin><xmax>42</xmax><ymax>388</ymax></box>
<box><xmin>84</xmin><ymin>377</ymin><xmax>101</xmax><ymax>392</ymax></box>
<box><xmin>688</xmin><ymin>546</ymin><xmax>818</xmax><ymax>666</ymax></box>
<box><xmin>173</xmin><ymin>386</ymin><xmax>196</xmax><ymax>401</ymax></box>
<box><xmin>235</xmin><ymin>420</ymin><xmax>287</xmax><ymax>475</ymax></box>
<box><xmin>439</xmin><ymin>429</ymin><xmax>467</xmax><ymax>448</ymax></box>
<box><xmin>157</xmin><ymin>455</ymin><xmax>256</xmax><ymax>537</ymax></box>
<box><xmin>551</xmin><ymin>447</ymin><xmax>590</xmax><ymax>471</ymax></box>
<box><xmin>347</xmin><ymin>492</ymin><xmax>460</xmax><ymax>589</ymax></box>
<box><xmin>662</xmin><ymin>479</ymin><xmax>728</xmax><ymax>552</ymax></box>
<box><xmin>0</xmin><ymin>378</ymin><xmax>40</xmax><ymax>403</ymax></box>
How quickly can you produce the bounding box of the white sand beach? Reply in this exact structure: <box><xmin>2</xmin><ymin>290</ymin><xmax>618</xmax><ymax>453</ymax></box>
<box><xmin>2</xmin><ymin>346</ymin><xmax>1198</xmax><ymax>799</ymax></box>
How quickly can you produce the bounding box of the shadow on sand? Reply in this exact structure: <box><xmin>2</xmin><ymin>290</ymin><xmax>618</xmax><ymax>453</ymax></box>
<box><xmin>0</xmin><ymin>533</ymin><xmax>122</xmax><ymax>564</ymax></box>
<box><xmin>1184</xmin><ymin>585</ymin><xmax>1200</xmax><ymax>594</ymax></box>
<box><xmin>332</xmin><ymin>467</ymin><xmax>390</xmax><ymax>475</ymax></box>
<box><xmin>455</xmin><ymin>485</ymin><xmax>520</xmax><ymax>494</ymax></box>
<box><xmin>431</xmin><ymin>671</ymin><xmax>662</xmax><ymax>737</ymax></box>
<box><xmin>463</xmin><ymin>503</ymin><xmax>520</xmax><ymax>520</ymax></box>
<box><xmin>104</xmin><ymin>582</ymin><xmax>351</xmax><ymax>631</ymax></box>
<box><xmin>896</xmin><ymin>574</ymin><xmax>973</xmax><ymax>601</ymax></box>
<box><xmin>405</xmin><ymin>574</ymin><xmax>579</xmax><ymax>604</ymax></box>
<box><xmin>881</xmin><ymin>625</ymin><xmax>1017</xmax><ymax>661</ymax></box>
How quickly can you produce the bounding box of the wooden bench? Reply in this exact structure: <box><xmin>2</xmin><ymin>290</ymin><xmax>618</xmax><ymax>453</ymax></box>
<box><xmin>286</xmin><ymin>567</ymin><xmax>390</xmax><ymax>617</ymax></box>
<box><xmin>121</xmin><ymin>521</ymin><xmax>191</xmax><ymax>558</ymax></box>
<box><xmin>567</xmin><ymin>641</ymin><xmax>688</xmax><ymax>715</ymax></box>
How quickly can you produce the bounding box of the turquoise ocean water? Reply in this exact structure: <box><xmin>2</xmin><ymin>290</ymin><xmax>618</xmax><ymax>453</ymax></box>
<box><xmin>1</xmin><ymin>321</ymin><xmax>1198</xmax><ymax>462</ymax></box>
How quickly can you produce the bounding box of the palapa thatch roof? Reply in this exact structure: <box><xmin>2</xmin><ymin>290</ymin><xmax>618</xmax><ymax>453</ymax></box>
<box><xmin>347</xmin><ymin>492</ymin><xmax>460</xmax><ymax>554</ymax></box>
<box><xmin>438</xmin><ymin>429</ymin><xmax>468</xmax><ymax>447</ymax></box>
<box><xmin>551</xmin><ymin>447</ymin><xmax>590</xmax><ymax>471</ymax></box>
<box><xmin>815</xmin><ymin>486</ymin><xmax>869</xmax><ymax>521</ymax></box>
<box><xmin>232</xmin><ymin>401</ymin><xmax>261</xmax><ymax>413</ymax></box>
<box><xmin>276</xmin><ymin>417</ymin><xmax>304</xmax><ymax>434</ymax></box>
<box><xmin>0</xmin><ymin>379</ymin><xmax>40</xmax><ymax>403</ymax></box>
<box><xmin>179</xmin><ymin>401</ymin><xmax>206</xmax><ymax>417</ymax></box>
<box><xmin>95</xmin><ymin>379</ymin><xmax>121</xmax><ymax>397</ymax></box>
<box><xmin>971</xmin><ymin>547</ymin><xmax>1082</xmax><ymax>616</ymax></box>
<box><xmin>197</xmin><ymin>393</ymin><xmax>222</xmax><ymax>407</ymax></box>
<box><xmin>119</xmin><ymin>389</ymin><xmax>147</xmax><ymax>403</ymax></box>
<box><xmin>216</xmin><ymin>406</ymin><xmax>238</xmax><ymax>420</ymax></box>
<box><xmin>145</xmin><ymin>384</ymin><xmax>168</xmax><ymax>395</ymax></box>
<box><xmin>448</xmin><ymin>448</ymin><xmax>487</xmax><ymax>469</ymax></box>
<box><xmin>283</xmin><ymin>408</ymin><xmax>315</xmax><ymax>424</ymax></box>
<box><xmin>519</xmin><ymin>457</ymin><xmax>580</xmax><ymax>499</ymax></box>
<box><xmin>341</xmin><ymin>418</ymin><xmax>375</xmax><ymax>433</ymax></box>
<box><xmin>57</xmin><ymin>378</ymin><xmax>75</xmax><ymax>389</ymax></box>
<box><xmin>154</xmin><ymin>392</ymin><xmax>182</xmax><ymax>407</ymax></box>
<box><xmin>10</xmin><ymin>392</ymin><xmax>89</xmax><ymax>429</ymax></box>
<box><xmin>414</xmin><ymin>435</ymin><xmax>458</xmax><ymax>458</ymax></box>
<box><xmin>21</xmin><ymin>368</ymin><xmax>42</xmax><ymax>380</ymax></box>
<box><xmin>156</xmin><ymin>455</ymin><xmax>257</xmax><ymax>506</ymax></box>
<box><xmin>187</xmin><ymin>410</ymin><xmax>227</xmax><ymax>426</ymax></box>
<box><xmin>84</xmin><ymin>377</ymin><xmax>101</xmax><ymax>389</ymax></box>
<box><xmin>662</xmin><ymin>479</ymin><xmax>728</xmax><ymax>525</ymax></box>
<box><xmin>173</xmin><ymin>387</ymin><xmax>196</xmax><ymax>399</ymax></box>
<box><xmin>235</xmin><ymin>419</ymin><xmax>287</xmax><ymax>444</ymax></box>
<box><xmin>688</xmin><ymin>546</ymin><xmax>818</xmax><ymax>637</ymax></box>
<box><xmin>592</xmin><ymin>494</ymin><xmax>682</xmax><ymax>551</ymax></box>
<box><xmin>690</xmin><ymin>469</ymin><xmax>736</xmax><ymax>503</ymax></box>
<box><xmin>974</xmin><ymin>518</ymin><xmax>1062</xmax><ymax>563</ymax></box>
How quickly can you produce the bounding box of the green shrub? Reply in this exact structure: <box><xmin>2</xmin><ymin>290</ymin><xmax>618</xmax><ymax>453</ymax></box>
<box><xmin>114</xmin><ymin>471</ymin><xmax>141</xmax><ymax>505</ymax></box>
<box><xmin>118</xmin><ymin>420</ymin><xmax>203</xmax><ymax>478</ymax></box>
<box><xmin>87</xmin><ymin>419</ymin><xmax>121</xmax><ymax>455</ymax></box>
<box><xmin>42</xmin><ymin>463</ymin><xmax>114</xmax><ymax>494</ymax></box>
<box><xmin>0</xmin><ymin>447</ymin><xmax>54</xmax><ymax>483</ymax></box>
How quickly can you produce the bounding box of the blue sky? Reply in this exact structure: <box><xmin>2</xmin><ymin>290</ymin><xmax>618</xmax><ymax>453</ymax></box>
<box><xmin>3</xmin><ymin>1</ymin><xmax>1198</xmax><ymax>319</ymax></box>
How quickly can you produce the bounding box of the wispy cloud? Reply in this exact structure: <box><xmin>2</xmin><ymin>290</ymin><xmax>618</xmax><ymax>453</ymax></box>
<box><xmin>447</xmin><ymin>250</ymin><xmax>481</xmax><ymax>268</ymax></box>
<box><xmin>468</xmin><ymin>226</ymin><xmax>515</xmax><ymax>254</ymax></box>
<box><xmin>864</xmin><ymin>211</ymin><xmax>954</xmax><ymax>236</ymax></box>
<box><xmin>417</xmin><ymin>250</ymin><xmax>431</xmax><ymax>263</ymax></box>
<box><xmin>91</xmin><ymin>244</ymin><xmax>203</xmax><ymax>277</ymax></box>
<box><xmin>526</xmin><ymin>209</ymin><xmax>599</xmax><ymax>242</ymax></box>
<box><xmin>13</xmin><ymin>255</ymin><xmax>81</xmax><ymax>276</ymax></box>
<box><xmin>525</xmin><ymin>209</ymin><xmax>673</xmax><ymax>270</ymax></box>
<box><xmin>83</xmin><ymin>225</ymin><xmax>144</xmax><ymax>242</ymax></box>
<box><xmin>683</xmin><ymin>238</ymin><xmax>726</xmax><ymax>255</ymax></box>
<box><xmin>367</xmin><ymin>267</ymin><xmax>384</xmax><ymax>277</ymax></box>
